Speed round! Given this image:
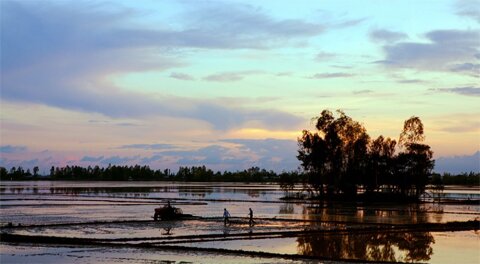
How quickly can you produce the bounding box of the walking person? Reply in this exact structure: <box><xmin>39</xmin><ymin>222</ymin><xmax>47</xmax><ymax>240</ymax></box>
<box><xmin>248</xmin><ymin>208</ymin><xmax>254</xmax><ymax>226</ymax></box>
<box><xmin>223</xmin><ymin>208</ymin><xmax>231</xmax><ymax>226</ymax></box>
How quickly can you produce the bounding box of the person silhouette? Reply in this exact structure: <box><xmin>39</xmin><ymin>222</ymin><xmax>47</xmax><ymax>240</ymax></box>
<box><xmin>248</xmin><ymin>208</ymin><xmax>254</xmax><ymax>226</ymax></box>
<box><xmin>223</xmin><ymin>208</ymin><xmax>231</xmax><ymax>226</ymax></box>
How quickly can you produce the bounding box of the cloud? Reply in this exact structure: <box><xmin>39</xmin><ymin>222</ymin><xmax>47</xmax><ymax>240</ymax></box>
<box><xmin>162</xmin><ymin>145</ymin><xmax>246</xmax><ymax>165</ymax></box>
<box><xmin>156</xmin><ymin>138</ymin><xmax>300</xmax><ymax>171</ymax></box>
<box><xmin>140</xmin><ymin>155</ymin><xmax>163</xmax><ymax>163</ymax></box>
<box><xmin>169</xmin><ymin>72</ymin><xmax>195</xmax><ymax>81</ymax></box>
<box><xmin>0</xmin><ymin>158</ymin><xmax>39</xmax><ymax>169</ymax></box>
<box><xmin>369</xmin><ymin>29</ymin><xmax>407</xmax><ymax>43</ymax></box>
<box><xmin>101</xmin><ymin>155</ymin><xmax>139</xmax><ymax>165</ymax></box>
<box><xmin>119</xmin><ymin>144</ymin><xmax>176</xmax><ymax>150</ymax></box>
<box><xmin>0</xmin><ymin>1</ymin><xmax>307</xmax><ymax>131</ymax></box>
<box><xmin>0</xmin><ymin>145</ymin><xmax>27</xmax><ymax>153</ymax></box>
<box><xmin>435</xmin><ymin>151</ymin><xmax>480</xmax><ymax>174</ymax></box>
<box><xmin>353</xmin><ymin>89</ymin><xmax>373</xmax><ymax>95</ymax></box>
<box><xmin>378</xmin><ymin>30</ymin><xmax>479</xmax><ymax>71</ymax></box>
<box><xmin>455</xmin><ymin>0</ymin><xmax>480</xmax><ymax>23</ymax></box>
<box><xmin>397</xmin><ymin>79</ymin><xmax>426</xmax><ymax>84</ymax></box>
<box><xmin>430</xmin><ymin>86</ymin><xmax>480</xmax><ymax>97</ymax></box>
<box><xmin>332</xmin><ymin>18</ymin><xmax>368</xmax><ymax>28</ymax></box>
<box><xmin>181</xmin><ymin>2</ymin><xmax>325</xmax><ymax>47</ymax></box>
<box><xmin>450</xmin><ymin>63</ymin><xmax>480</xmax><ymax>76</ymax></box>
<box><xmin>315</xmin><ymin>51</ymin><xmax>337</xmax><ymax>61</ymax></box>
<box><xmin>439</xmin><ymin>122</ymin><xmax>480</xmax><ymax>133</ymax></box>
<box><xmin>275</xmin><ymin>72</ymin><xmax>293</xmax><ymax>76</ymax></box>
<box><xmin>308</xmin><ymin>72</ymin><xmax>355</xmax><ymax>79</ymax></box>
<box><xmin>80</xmin><ymin>156</ymin><xmax>105</xmax><ymax>162</ymax></box>
<box><xmin>221</xmin><ymin>138</ymin><xmax>299</xmax><ymax>170</ymax></box>
<box><xmin>203</xmin><ymin>71</ymin><xmax>264</xmax><ymax>82</ymax></box>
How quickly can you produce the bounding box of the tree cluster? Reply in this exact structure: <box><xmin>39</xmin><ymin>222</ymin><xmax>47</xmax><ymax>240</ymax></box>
<box><xmin>297</xmin><ymin>110</ymin><xmax>434</xmax><ymax>201</ymax></box>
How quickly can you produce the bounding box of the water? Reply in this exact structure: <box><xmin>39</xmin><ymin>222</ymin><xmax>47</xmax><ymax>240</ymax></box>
<box><xmin>1</xmin><ymin>181</ymin><xmax>479</xmax><ymax>263</ymax></box>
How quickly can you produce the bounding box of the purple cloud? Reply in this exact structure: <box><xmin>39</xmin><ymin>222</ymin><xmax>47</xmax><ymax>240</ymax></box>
<box><xmin>0</xmin><ymin>1</ymin><xmax>307</xmax><ymax>131</ymax></box>
<box><xmin>379</xmin><ymin>30</ymin><xmax>479</xmax><ymax>71</ymax></box>
<box><xmin>0</xmin><ymin>145</ymin><xmax>27</xmax><ymax>153</ymax></box>
<box><xmin>435</xmin><ymin>151</ymin><xmax>480</xmax><ymax>174</ymax></box>
<box><xmin>370</xmin><ymin>29</ymin><xmax>407</xmax><ymax>43</ymax></box>
<box><xmin>119</xmin><ymin>144</ymin><xmax>176</xmax><ymax>150</ymax></box>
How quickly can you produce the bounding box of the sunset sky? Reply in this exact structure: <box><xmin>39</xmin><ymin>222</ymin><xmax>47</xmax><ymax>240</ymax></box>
<box><xmin>1</xmin><ymin>0</ymin><xmax>479</xmax><ymax>174</ymax></box>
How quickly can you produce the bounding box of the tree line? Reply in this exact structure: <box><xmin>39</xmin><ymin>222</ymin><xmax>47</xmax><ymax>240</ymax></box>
<box><xmin>0</xmin><ymin>164</ymin><xmax>477</xmax><ymax>186</ymax></box>
<box><xmin>0</xmin><ymin>165</ymin><xmax>281</xmax><ymax>182</ymax></box>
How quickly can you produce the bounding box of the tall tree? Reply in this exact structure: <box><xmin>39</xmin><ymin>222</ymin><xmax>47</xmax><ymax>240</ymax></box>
<box><xmin>396</xmin><ymin>117</ymin><xmax>434</xmax><ymax>198</ymax></box>
<box><xmin>298</xmin><ymin>110</ymin><xmax>369</xmax><ymax>198</ymax></box>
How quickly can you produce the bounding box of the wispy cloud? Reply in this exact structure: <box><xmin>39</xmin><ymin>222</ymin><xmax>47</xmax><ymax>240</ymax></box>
<box><xmin>378</xmin><ymin>29</ymin><xmax>479</xmax><ymax>72</ymax></box>
<box><xmin>80</xmin><ymin>156</ymin><xmax>104</xmax><ymax>162</ymax></box>
<box><xmin>0</xmin><ymin>145</ymin><xmax>27</xmax><ymax>153</ymax></box>
<box><xmin>308</xmin><ymin>72</ymin><xmax>355</xmax><ymax>79</ymax></box>
<box><xmin>119</xmin><ymin>144</ymin><xmax>176</xmax><ymax>150</ymax></box>
<box><xmin>169</xmin><ymin>72</ymin><xmax>195</xmax><ymax>81</ymax></box>
<box><xmin>332</xmin><ymin>18</ymin><xmax>368</xmax><ymax>28</ymax></box>
<box><xmin>353</xmin><ymin>89</ymin><xmax>373</xmax><ymax>95</ymax></box>
<box><xmin>162</xmin><ymin>145</ymin><xmax>246</xmax><ymax>166</ymax></box>
<box><xmin>101</xmin><ymin>155</ymin><xmax>139</xmax><ymax>165</ymax></box>
<box><xmin>450</xmin><ymin>63</ymin><xmax>480</xmax><ymax>76</ymax></box>
<box><xmin>203</xmin><ymin>71</ymin><xmax>264</xmax><ymax>82</ymax></box>
<box><xmin>397</xmin><ymin>79</ymin><xmax>426</xmax><ymax>84</ymax></box>
<box><xmin>0</xmin><ymin>1</ymin><xmax>307</xmax><ymax>131</ymax></box>
<box><xmin>455</xmin><ymin>0</ymin><xmax>480</xmax><ymax>23</ymax></box>
<box><xmin>315</xmin><ymin>51</ymin><xmax>337</xmax><ymax>61</ymax></box>
<box><xmin>369</xmin><ymin>29</ymin><xmax>407</xmax><ymax>43</ymax></box>
<box><xmin>430</xmin><ymin>86</ymin><xmax>480</xmax><ymax>97</ymax></box>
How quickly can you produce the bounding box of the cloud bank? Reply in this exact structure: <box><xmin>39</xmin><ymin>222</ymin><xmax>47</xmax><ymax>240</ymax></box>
<box><xmin>1</xmin><ymin>1</ymin><xmax>308</xmax><ymax>131</ymax></box>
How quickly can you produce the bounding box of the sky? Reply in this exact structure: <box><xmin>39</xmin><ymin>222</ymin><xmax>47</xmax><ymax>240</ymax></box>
<box><xmin>0</xmin><ymin>0</ymin><xmax>479</xmax><ymax>174</ymax></box>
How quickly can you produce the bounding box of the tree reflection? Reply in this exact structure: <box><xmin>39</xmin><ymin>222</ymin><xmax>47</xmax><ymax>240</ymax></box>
<box><xmin>298</xmin><ymin>203</ymin><xmax>435</xmax><ymax>262</ymax></box>
<box><xmin>279</xmin><ymin>203</ymin><xmax>294</xmax><ymax>214</ymax></box>
<box><xmin>297</xmin><ymin>229</ymin><xmax>434</xmax><ymax>262</ymax></box>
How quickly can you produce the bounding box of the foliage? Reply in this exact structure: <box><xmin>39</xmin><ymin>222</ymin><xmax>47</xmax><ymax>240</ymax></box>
<box><xmin>297</xmin><ymin>110</ymin><xmax>435</xmax><ymax>200</ymax></box>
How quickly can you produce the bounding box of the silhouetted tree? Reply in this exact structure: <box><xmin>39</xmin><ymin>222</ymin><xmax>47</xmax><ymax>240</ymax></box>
<box><xmin>298</xmin><ymin>110</ymin><xmax>369</xmax><ymax>199</ymax></box>
<box><xmin>298</xmin><ymin>110</ymin><xmax>434</xmax><ymax>201</ymax></box>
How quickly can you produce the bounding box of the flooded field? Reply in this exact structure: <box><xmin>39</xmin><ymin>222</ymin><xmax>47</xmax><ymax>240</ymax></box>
<box><xmin>1</xmin><ymin>181</ymin><xmax>479</xmax><ymax>263</ymax></box>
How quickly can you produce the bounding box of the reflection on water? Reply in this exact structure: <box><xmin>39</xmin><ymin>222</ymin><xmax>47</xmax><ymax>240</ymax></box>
<box><xmin>297</xmin><ymin>203</ymin><xmax>438</xmax><ymax>261</ymax></box>
<box><xmin>0</xmin><ymin>182</ymin><xmax>280</xmax><ymax>200</ymax></box>
<box><xmin>279</xmin><ymin>203</ymin><xmax>295</xmax><ymax>214</ymax></box>
<box><xmin>297</xmin><ymin>230</ymin><xmax>434</xmax><ymax>262</ymax></box>
<box><xmin>303</xmin><ymin>202</ymin><xmax>444</xmax><ymax>224</ymax></box>
<box><xmin>1</xmin><ymin>181</ymin><xmax>479</xmax><ymax>263</ymax></box>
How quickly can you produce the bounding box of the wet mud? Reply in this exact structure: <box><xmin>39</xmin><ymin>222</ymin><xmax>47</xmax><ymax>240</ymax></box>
<box><xmin>1</xmin><ymin>182</ymin><xmax>479</xmax><ymax>263</ymax></box>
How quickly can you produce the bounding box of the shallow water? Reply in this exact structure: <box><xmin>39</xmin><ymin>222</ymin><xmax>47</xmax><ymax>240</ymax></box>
<box><xmin>1</xmin><ymin>181</ymin><xmax>479</xmax><ymax>263</ymax></box>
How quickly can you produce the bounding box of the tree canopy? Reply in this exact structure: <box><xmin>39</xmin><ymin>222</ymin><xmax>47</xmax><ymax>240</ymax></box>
<box><xmin>297</xmin><ymin>110</ymin><xmax>434</xmax><ymax>201</ymax></box>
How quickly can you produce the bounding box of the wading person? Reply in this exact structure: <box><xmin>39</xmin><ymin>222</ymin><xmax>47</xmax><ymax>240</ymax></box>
<box><xmin>248</xmin><ymin>208</ymin><xmax>254</xmax><ymax>226</ymax></box>
<box><xmin>223</xmin><ymin>208</ymin><xmax>231</xmax><ymax>226</ymax></box>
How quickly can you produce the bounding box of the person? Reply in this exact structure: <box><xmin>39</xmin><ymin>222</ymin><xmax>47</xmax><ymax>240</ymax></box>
<box><xmin>165</xmin><ymin>200</ymin><xmax>174</xmax><ymax>218</ymax></box>
<box><xmin>248</xmin><ymin>208</ymin><xmax>254</xmax><ymax>226</ymax></box>
<box><xmin>223</xmin><ymin>208</ymin><xmax>231</xmax><ymax>226</ymax></box>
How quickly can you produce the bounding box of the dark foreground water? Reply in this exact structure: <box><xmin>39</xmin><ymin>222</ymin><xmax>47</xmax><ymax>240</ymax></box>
<box><xmin>1</xmin><ymin>181</ymin><xmax>479</xmax><ymax>263</ymax></box>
